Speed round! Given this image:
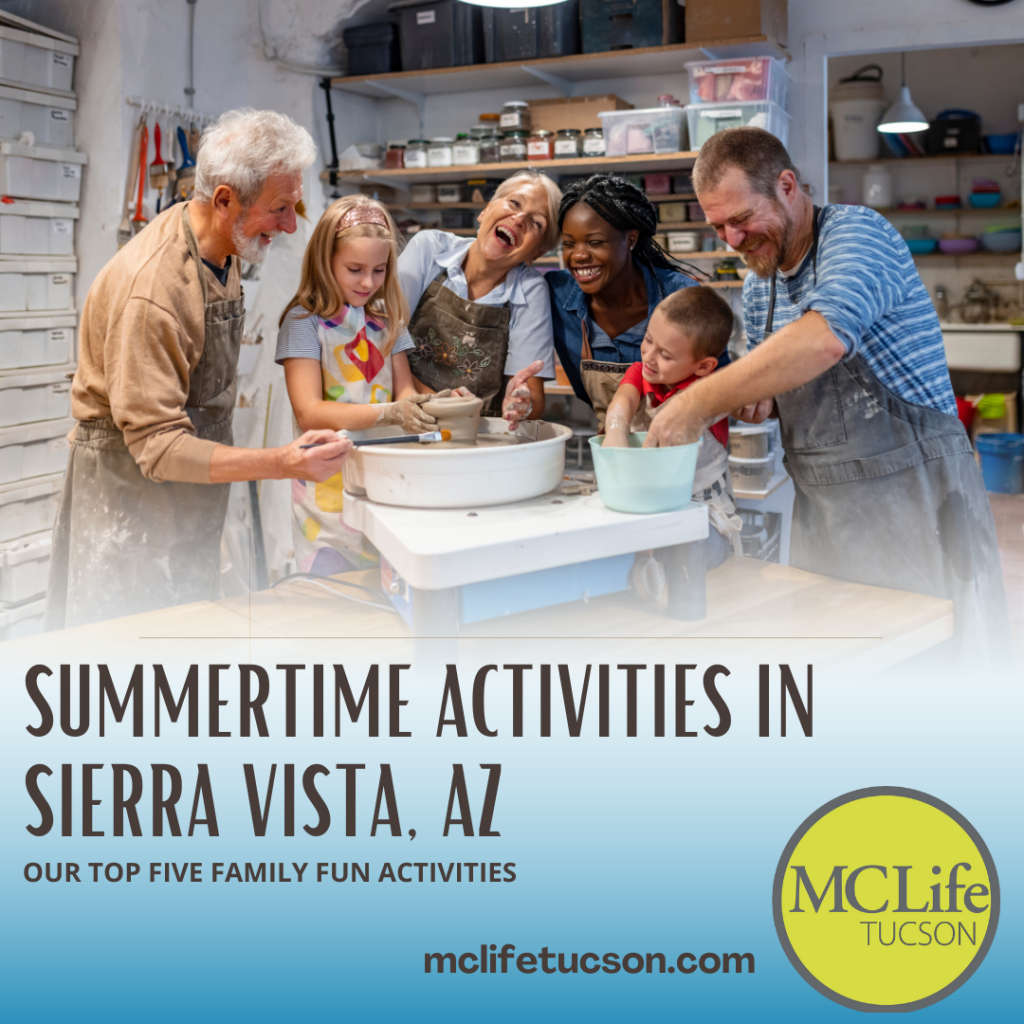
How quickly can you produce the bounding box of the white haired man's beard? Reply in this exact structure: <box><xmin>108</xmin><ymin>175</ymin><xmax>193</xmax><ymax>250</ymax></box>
<box><xmin>231</xmin><ymin>210</ymin><xmax>277</xmax><ymax>265</ymax></box>
<box><xmin>736</xmin><ymin>201</ymin><xmax>795</xmax><ymax>278</ymax></box>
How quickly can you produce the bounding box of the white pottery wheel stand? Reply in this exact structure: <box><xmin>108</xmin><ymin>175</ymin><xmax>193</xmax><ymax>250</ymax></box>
<box><xmin>342</xmin><ymin>422</ymin><xmax>710</xmax><ymax>635</ymax></box>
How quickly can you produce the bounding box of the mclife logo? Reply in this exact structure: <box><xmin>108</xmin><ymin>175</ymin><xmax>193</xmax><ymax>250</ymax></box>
<box><xmin>773</xmin><ymin>787</ymin><xmax>999</xmax><ymax>1012</ymax></box>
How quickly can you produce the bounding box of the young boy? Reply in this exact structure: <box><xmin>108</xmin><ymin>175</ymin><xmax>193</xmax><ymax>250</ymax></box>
<box><xmin>604</xmin><ymin>286</ymin><xmax>741</xmax><ymax>572</ymax></box>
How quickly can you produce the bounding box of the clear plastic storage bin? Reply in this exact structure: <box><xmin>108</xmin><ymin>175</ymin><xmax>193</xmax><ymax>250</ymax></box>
<box><xmin>0</xmin><ymin>258</ymin><xmax>74</xmax><ymax>312</ymax></box>
<box><xmin>0</xmin><ymin>314</ymin><xmax>76</xmax><ymax>370</ymax></box>
<box><xmin>728</xmin><ymin>453</ymin><xmax>774</xmax><ymax>491</ymax></box>
<box><xmin>0</xmin><ymin>24</ymin><xmax>77</xmax><ymax>93</ymax></box>
<box><xmin>0</xmin><ymin>199</ymin><xmax>78</xmax><ymax>255</ymax></box>
<box><xmin>685</xmin><ymin>57</ymin><xmax>790</xmax><ymax>109</ymax></box>
<box><xmin>0</xmin><ymin>369</ymin><xmax>71</xmax><ymax>427</ymax></box>
<box><xmin>0</xmin><ymin>473</ymin><xmax>62</xmax><ymax>543</ymax></box>
<box><xmin>0</xmin><ymin>529</ymin><xmax>50</xmax><ymax>604</ymax></box>
<box><xmin>687</xmin><ymin>100</ymin><xmax>791</xmax><ymax>150</ymax></box>
<box><xmin>0</xmin><ymin>142</ymin><xmax>86</xmax><ymax>202</ymax></box>
<box><xmin>0</xmin><ymin>83</ymin><xmax>75</xmax><ymax>146</ymax></box>
<box><xmin>0</xmin><ymin>416</ymin><xmax>73</xmax><ymax>484</ymax></box>
<box><xmin>0</xmin><ymin>594</ymin><xmax>45</xmax><ymax>641</ymax></box>
<box><xmin>598</xmin><ymin>106</ymin><xmax>687</xmax><ymax>156</ymax></box>
<box><xmin>728</xmin><ymin>422</ymin><xmax>777</xmax><ymax>460</ymax></box>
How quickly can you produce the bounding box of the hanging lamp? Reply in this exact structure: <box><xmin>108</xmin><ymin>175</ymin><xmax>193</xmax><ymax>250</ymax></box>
<box><xmin>877</xmin><ymin>52</ymin><xmax>928</xmax><ymax>134</ymax></box>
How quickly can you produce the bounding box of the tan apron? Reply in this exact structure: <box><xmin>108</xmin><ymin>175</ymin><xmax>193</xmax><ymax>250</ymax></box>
<box><xmin>45</xmin><ymin>205</ymin><xmax>244</xmax><ymax>630</ymax></box>
<box><xmin>407</xmin><ymin>269</ymin><xmax>511</xmax><ymax>415</ymax></box>
<box><xmin>580</xmin><ymin>320</ymin><xmax>741</xmax><ymax>544</ymax></box>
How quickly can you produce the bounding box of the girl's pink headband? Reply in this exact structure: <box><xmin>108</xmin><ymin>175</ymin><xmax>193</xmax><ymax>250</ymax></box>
<box><xmin>336</xmin><ymin>204</ymin><xmax>389</xmax><ymax>232</ymax></box>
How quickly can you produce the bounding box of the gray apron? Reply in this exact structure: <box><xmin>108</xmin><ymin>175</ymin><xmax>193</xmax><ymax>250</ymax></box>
<box><xmin>407</xmin><ymin>268</ymin><xmax>510</xmax><ymax>415</ymax></box>
<box><xmin>767</xmin><ymin>207</ymin><xmax>1010</xmax><ymax>658</ymax></box>
<box><xmin>45</xmin><ymin>205</ymin><xmax>244</xmax><ymax>630</ymax></box>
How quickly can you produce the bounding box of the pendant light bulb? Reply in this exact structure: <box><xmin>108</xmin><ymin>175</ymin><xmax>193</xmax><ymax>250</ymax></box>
<box><xmin>878</xmin><ymin>53</ymin><xmax>928</xmax><ymax>134</ymax></box>
<box><xmin>461</xmin><ymin>0</ymin><xmax>566</xmax><ymax>6</ymax></box>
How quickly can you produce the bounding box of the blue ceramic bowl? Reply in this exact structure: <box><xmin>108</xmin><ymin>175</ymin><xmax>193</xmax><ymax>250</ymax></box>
<box><xmin>981</xmin><ymin>229</ymin><xmax>1022</xmax><ymax>252</ymax></box>
<box><xmin>985</xmin><ymin>132</ymin><xmax>1018</xmax><ymax>155</ymax></box>
<box><xmin>905</xmin><ymin>237</ymin><xmax>938</xmax><ymax>255</ymax></box>
<box><xmin>969</xmin><ymin>192</ymin><xmax>1002</xmax><ymax>209</ymax></box>
<box><xmin>589</xmin><ymin>433</ymin><xmax>701</xmax><ymax>514</ymax></box>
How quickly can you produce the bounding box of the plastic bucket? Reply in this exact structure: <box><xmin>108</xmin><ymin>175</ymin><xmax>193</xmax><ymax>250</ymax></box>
<box><xmin>589</xmin><ymin>433</ymin><xmax>700</xmax><ymax>514</ymax></box>
<box><xmin>976</xmin><ymin>433</ymin><xmax>1024</xmax><ymax>494</ymax></box>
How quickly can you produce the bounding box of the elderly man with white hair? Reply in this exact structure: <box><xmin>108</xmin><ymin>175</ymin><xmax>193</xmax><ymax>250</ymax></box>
<box><xmin>46</xmin><ymin>108</ymin><xmax>350</xmax><ymax>630</ymax></box>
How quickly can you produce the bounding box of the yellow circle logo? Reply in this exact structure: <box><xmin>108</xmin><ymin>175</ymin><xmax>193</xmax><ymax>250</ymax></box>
<box><xmin>773</xmin><ymin>787</ymin><xmax>999</xmax><ymax>1012</ymax></box>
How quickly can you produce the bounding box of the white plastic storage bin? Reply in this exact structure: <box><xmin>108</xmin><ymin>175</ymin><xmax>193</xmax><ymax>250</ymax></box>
<box><xmin>0</xmin><ymin>200</ymin><xmax>78</xmax><ymax>256</ymax></box>
<box><xmin>728</xmin><ymin>421</ymin><xmax>777</xmax><ymax>460</ymax></box>
<box><xmin>0</xmin><ymin>83</ymin><xmax>75</xmax><ymax>146</ymax></box>
<box><xmin>0</xmin><ymin>258</ymin><xmax>74</xmax><ymax>311</ymax></box>
<box><xmin>0</xmin><ymin>24</ymin><xmax>77</xmax><ymax>93</ymax></box>
<box><xmin>0</xmin><ymin>314</ymin><xmax>75</xmax><ymax>370</ymax></box>
<box><xmin>0</xmin><ymin>369</ymin><xmax>71</xmax><ymax>427</ymax></box>
<box><xmin>599</xmin><ymin>106</ymin><xmax>687</xmax><ymax>156</ymax></box>
<box><xmin>687</xmin><ymin>100</ymin><xmax>791</xmax><ymax>150</ymax></box>
<box><xmin>0</xmin><ymin>473</ymin><xmax>62</xmax><ymax>543</ymax></box>
<box><xmin>0</xmin><ymin>594</ymin><xmax>45</xmax><ymax>640</ymax></box>
<box><xmin>0</xmin><ymin>416</ymin><xmax>72</xmax><ymax>484</ymax></box>
<box><xmin>0</xmin><ymin>142</ymin><xmax>86</xmax><ymax>202</ymax></box>
<box><xmin>0</xmin><ymin>529</ymin><xmax>50</xmax><ymax>603</ymax></box>
<box><xmin>685</xmin><ymin>57</ymin><xmax>790</xmax><ymax>109</ymax></box>
<box><xmin>728</xmin><ymin>453</ymin><xmax>774</xmax><ymax>491</ymax></box>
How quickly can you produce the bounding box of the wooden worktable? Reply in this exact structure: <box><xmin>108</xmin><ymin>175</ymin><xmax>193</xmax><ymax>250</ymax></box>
<box><xmin>29</xmin><ymin>558</ymin><xmax>953</xmax><ymax>671</ymax></box>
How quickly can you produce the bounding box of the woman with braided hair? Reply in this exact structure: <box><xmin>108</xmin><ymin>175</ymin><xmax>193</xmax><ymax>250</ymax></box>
<box><xmin>547</xmin><ymin>173</ymin><xmax>702</xmax><ymax>420</ymax></box>
<box><xmin>548</xmin><ymin>173</ymin><xmax>741</xmax><ymax>572</ymax></box>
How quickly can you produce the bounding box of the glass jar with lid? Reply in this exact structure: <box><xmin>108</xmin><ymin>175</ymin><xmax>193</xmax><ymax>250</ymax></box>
<box><xmin>500</xmin><ymin>101</ymin><xmax>531</xmax><ymax>132</ymax></box>
<box><xmin>427</xmin><ymin>137</ymin><xmax>455</xmax><ymax>168</ymax></box>
<box><xmin>499</xmin><ymin>130</ymin><xmax>528</xmax><ymax>162</ymax></box>
<box><xmin>527</xmin><ymin>129</ymin><xmax>554</xmax><ymax>161</ymax></box>
<box><xmin>554</xmin><ymin>128</ymin><xmax>582</xmax><ymax>159</ymax></box>
<box><xmin>452</xmin><ymin>133</ymin><xmax>480</xmax><ymax>166</ymax></box>
<box><xmin>582</xmin><ymin>127</ymin><xmax>605</xmax><ymax>157</ymax></box>
<box><xmin>404</xmin><ymin>139</ymin><xmax>430</xmax><ymax>169</ymax></box>
<box><xmin>385</xmin><ymin>142</ymin><xmax>405</xmax><ymax>169</ymax></box>
<box><xmin>473</xmin><ymin>126</ymin><xmax>500</xmax><ymax>164</ymax></box>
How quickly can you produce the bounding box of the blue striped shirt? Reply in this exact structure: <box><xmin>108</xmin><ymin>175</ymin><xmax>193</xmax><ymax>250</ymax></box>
<box><xmin>742</xmin><ymin>204</ymin><xmax>956</xmax><ymax>417</ymax></box>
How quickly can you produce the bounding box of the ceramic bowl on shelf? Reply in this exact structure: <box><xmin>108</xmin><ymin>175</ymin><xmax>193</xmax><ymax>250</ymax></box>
<box><xmin>905</xmin><ymin>238</ymin><xmax>938</xmax><ymax>255</ymax></box>
<box><xmin>969</xmin><ymin>192</ymin><xmax>1001</xmax><ymax>209</ymax></box>
<box><xmin>935</xmin><ymin>195</ymin><xmax>962</xmax><ymax>210</ymax></box>
<box><xmin>938</xmin><ymin>237</ymin><xmax>979</xmax><ymax>254</ymax></box>
<box><xmin>985</xmin><ymin>132</ymin><xmax>1019</xmax><ymax>155</ymax></box>
<box><xmin>980</xmin><ymin>229</ymin><xmax>1022</xmax><ymax>252</ymax></box>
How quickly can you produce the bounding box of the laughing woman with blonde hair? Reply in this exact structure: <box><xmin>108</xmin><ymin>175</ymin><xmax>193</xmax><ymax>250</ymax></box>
<box><xmin>276</xmin><ymin>194</ymin><xmax>434</xmax><ymax>574</ymax></box>
<box><xmin>398</xmin><ymin>168</ymin><xmax>562</xmax><ymax>428</ymax></box>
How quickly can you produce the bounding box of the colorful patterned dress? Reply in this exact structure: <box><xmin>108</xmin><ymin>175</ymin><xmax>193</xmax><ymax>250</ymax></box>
<box><xmin>290</xmin><ymin>305</ymin><xmax>397</xmax><ymax>576</ymax></box>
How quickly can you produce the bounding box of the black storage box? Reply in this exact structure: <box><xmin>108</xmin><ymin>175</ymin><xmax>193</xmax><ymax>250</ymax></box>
<box><xmin>581</xmin><ymin>0</ymin><xmax>683</xmax><ymax>53</ymax></box>
<box><xmin>440</xmin><ymin>208</ymin><xmax>477</xmax><ymax>229</ymax></box>
<box><xmin>389</xmin><ymin>0</ymin><xmax>484</xmax><ymax>71</ymax></box>
<box><xmin>343</xmin><ymin>22</ymin><xmax>402</xmax><ymax>76</ymax></box>
<box><xmin>927</xmin><ymin>109</ymin><xmax>981</xmax><ymax>156</ymax></box>
<box><xmin>482</xmin><ymin>2</ymin><xmax>580</xmax><ymax>63</ymax></box>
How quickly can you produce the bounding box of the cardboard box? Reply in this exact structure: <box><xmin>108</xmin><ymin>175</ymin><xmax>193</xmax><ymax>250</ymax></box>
<box><xmin>685</xmin><ymin>0</ymin><xmax>787</xmax><ymax>47</ymax></box>
<box><xmin>528</xmin><ymin>94</ymin><xmax>633</xmax><ymax>133</ymax></box>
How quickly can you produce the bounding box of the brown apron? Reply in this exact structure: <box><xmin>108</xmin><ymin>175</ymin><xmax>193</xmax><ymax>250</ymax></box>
<box><xmin>44</xmin><ymin>206</ymin><xmax>245</xmax><ymax>630</ymax></box>
<box><xmin>406</xmin><ymin>269</ymin><xmax>511</xmax><ymax>415</ymax></box>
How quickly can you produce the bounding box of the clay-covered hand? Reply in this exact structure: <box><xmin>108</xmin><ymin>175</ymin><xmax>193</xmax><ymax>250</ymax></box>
<box><xmin>642</xmin><ymin>391</ymin><xmax>710</xmax><ymax>448</ymax></box>
<box><xmin>376</xmin><ymin>394</ymin><xmax>437</xmax><ymax>434</ymax></box>
<box><xmin>502</xmin><ymin>359</ymin><xmax>544</xmax><ymax>431</ymax></box>
<box><xmin>285</xmin><ymin>430</ymin><xmax>353</xmax><ymax>482</ymax></box>
<box><xmin>732</xmin><ymin>398</ymin><xmax>775</xmax><ymax>423</ymax></box>
<box><xmin>431</xmin><ymin>387</ymin><xmax>475</xmax><ymax>400</ymax></box>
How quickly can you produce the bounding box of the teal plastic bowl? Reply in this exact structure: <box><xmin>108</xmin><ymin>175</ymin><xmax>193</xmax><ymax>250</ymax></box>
<box><xmin>589</xmin><ymin>433</ymin><xmax>701</xmax><ymax>514</ymax></box>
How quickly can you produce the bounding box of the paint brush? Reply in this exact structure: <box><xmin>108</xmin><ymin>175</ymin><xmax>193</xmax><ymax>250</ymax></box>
<box><xmin>300</xmin><ymin>430</ymin><xmax>451</xmax><ymax>449</ymax></box>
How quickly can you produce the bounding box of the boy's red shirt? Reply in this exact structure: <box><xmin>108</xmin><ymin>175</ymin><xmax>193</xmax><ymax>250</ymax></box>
<box><xmin>621</xmin><ymin>362</ymin><xmax>729</xmax><ymax>447</ymax></box>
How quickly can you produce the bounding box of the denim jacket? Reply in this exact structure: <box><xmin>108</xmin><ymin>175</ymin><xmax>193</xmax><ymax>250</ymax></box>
<box><xmin>547</xmin><ymin>261</ymin><xmax>698</xmax><ymax>404</ymax></box>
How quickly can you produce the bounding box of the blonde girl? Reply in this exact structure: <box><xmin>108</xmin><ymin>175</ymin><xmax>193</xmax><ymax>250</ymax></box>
<box><xmin>276</xmin><ymin>195</ymin><xmax>431</xmax><ymax>575</ymax></box>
